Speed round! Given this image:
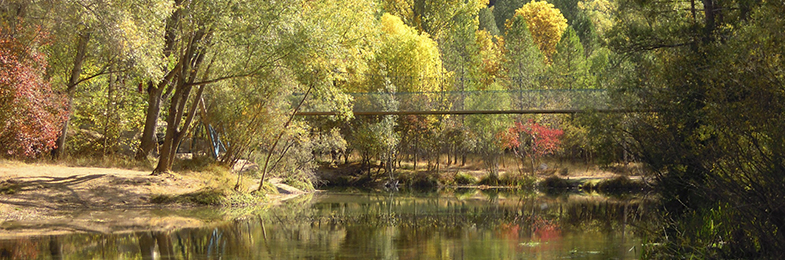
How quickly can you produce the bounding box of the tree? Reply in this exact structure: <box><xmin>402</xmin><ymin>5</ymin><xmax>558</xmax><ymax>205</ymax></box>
<box><xmin>550</xmin><ymin>0</ymin><xmax>598</xmax><ymax>55</ymax></box>
<box><xmin>0</xmin><ymin>24</ymin><xmax>66</xmax><ymax>158</ymax></box>
<box><xmin>32</xmin><ymin>0</ymin><xmax>169</xmax><ymax>159</ymax></box>
<box><xmin>380</xmin><ymin>0</ymin><xmax>488</xmax><ymax>39</ymax></box>
<box><xmin>376</xmin><ymin>13</ymin><xmax>444</xmax><ymax>94</ymax></box>
<box><xmin>492</xmin><ymin>0</ymin><xmax>528</xmax><ymax>35</ymax></box>
<box><xmin>478</xmin><ymin>7</ymin><xmax>500</xmax><ymax>36</ymax></box>
<box><xmin>504</xmin><ymin>15</ymin><xmax>546</xmax><ymax>110</ymax></box>
<box><xmin>549</xmin><ymin>26</ymin><xmax>592</xmax><ymax>89</ymax></box>
<box><xmin>577</xmin><ymin>0</ymin><xmax>614</xmax><ymax>38</ymax></box>
<box><xmin>609</xmin><ymin>0</ymin><xmax>785</xmax><ymax>257</ymax></box>
<box><xmin>465</xmin><ymin>83</ymin><xmax>511</xmax><ymax>182</ymax></box>
<box><xmin>509</xmin><ymin>1</ymin><xmax>568</xmax><ymax>62</ymax></box>
<box><xmin>501</xmin><ymin>119</ymin><xmax>563</xmax><ymax>174</ymax></box>
<box><xmin>475</xmin><ymin>30</ymin><xmax>505</xmax><ymax>87</ymax></box>
<box><xmin>146</xmin><ymin>0</ymin><xmax>317</xmax><ymax>175</ymax></box>
<box><xmin>348</xmin><ymin>79</ymin><xmax>399</xmax><ymax>176</ymax></box>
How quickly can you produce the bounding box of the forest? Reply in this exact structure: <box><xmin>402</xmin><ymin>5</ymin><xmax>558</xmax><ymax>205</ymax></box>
<box><xmin>1</xmin><ymin>0</ymin><xmax>784</xmax><ymax>258</ymax></box>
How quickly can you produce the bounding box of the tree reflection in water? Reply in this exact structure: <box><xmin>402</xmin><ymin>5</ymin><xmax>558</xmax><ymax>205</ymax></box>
<box><xmin>0</xmin><ymin>190</ymin><xmax>653</xmax><ymax>259</ymax></box>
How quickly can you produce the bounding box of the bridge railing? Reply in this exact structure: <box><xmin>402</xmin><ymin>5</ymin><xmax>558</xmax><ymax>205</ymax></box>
<box><xmin>295</xmin><ymin>89</ymin><xmax>610</xmax><ymax>114</ymax></box>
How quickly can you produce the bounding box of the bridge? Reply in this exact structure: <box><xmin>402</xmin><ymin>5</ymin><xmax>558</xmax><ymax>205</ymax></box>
<box><xmin>295</xmin><ymin>89</ymin><xmax>626</xmax><ymax>116</ymax></box>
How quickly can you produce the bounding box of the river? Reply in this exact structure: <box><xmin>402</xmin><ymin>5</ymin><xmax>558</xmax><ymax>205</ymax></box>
<box><xmin>0</xmin><ymin>189</ymin><xmax>654</xmax><ymax>259</ymax></box>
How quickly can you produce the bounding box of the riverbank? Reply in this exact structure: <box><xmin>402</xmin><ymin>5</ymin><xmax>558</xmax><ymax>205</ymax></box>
<box><xmin>0</xmin><ymin>158</ymin><xmax>649</xmax><ymax>238</ymax></box>
<box><xmin>0</xmin><ymin>160</ymin><xmax>305</xmax><ymax>238</ymax></box>
<box><xmin>316</xmin><ymin>160</ymin><xmax>650</xmax><ymax>192</ymax></box>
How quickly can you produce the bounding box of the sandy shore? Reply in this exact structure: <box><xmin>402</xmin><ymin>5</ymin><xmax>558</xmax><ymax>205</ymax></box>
<box><xmin>0</xmin><ymin>162</ymin><xmax>301</xmax><ymax>238</ymax></box>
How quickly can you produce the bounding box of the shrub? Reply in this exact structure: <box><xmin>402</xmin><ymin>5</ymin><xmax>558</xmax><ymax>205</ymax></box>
<box><xmin>409</xmin><ymin>172</ymin><xmax>439</xmax><ymax>189</ymax></box>
<box><xmin>151</xmin><ymin>187</ymin><xmax>226</xmax><ymax>205</ymax></box>
<box><xmin>454</xmin><ymin>172</ymin><xmax>477</xmax><ymax>185</ymax></box>
<box><xmin>558</xmin><ymin>167</ymin><xmax>569</xmax><ymax>176</ymax></box>
<box><xmin>595</xmin><ymin>176</ymin><xmax>645</xmax><ymax>192</ymax></box>
<box><xmin>478</xmin><ymin>174</ymin><xmax>500</xmax><ymax>186</ymax></box>
<box><xmin>500</xmin><ymin>173</ymin><xmax>537</xmax><ymax>188</ymax></box>
<box><xmin>540</xmin><ymin>176</ymin><xmax>570</xmax><ymax>190</ymax></box>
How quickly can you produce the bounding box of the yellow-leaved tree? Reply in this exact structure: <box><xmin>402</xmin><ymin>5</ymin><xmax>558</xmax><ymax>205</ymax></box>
<box><xmin>508</xmin><ymin>1</ymin><xmax>568</xmax><ymax>62</ymax></box>
<box><xmin>380</xmin><ymin>0</ymin><xmax>487</xmax><ymax>40</ymax></box>
<box><xmin>375</xmin><ymin>13</ymin><xmax>444</xmax><ymax>93</ymax></box>
<box><xmin>475</xmin><ymin>29</ymin><xmax>505</xmax><ymax>87</ymax></box>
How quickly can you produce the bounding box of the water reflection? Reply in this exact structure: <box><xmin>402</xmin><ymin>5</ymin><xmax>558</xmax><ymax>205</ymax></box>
<box><xmin>0</xmin><ymin>190</ymin><xmax>653</xmax><ymax>259</ymax></box>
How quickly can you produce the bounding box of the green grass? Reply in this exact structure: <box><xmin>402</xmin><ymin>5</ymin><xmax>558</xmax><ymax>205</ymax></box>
<box><xmin>454</xmin><ymin>172</ymin><xmax>478</xmax><ymax>185</ymax></box>
<box><xmin>151</xmin><ymin>187</ymin><xmax>226</xmax><ymax>205</ymax></box>
<box><xmin>62</xmin><ymin>155</ymin><xmax>154</xmax><ymax>171</ymax></box>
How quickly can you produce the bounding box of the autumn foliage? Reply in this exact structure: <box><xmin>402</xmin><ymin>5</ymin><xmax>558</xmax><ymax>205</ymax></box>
<box><xmin>510</xmin><ymin>1</ymin><xmax>568</xmax><ymax>62</ymax></box>
<box><xmin>0</xmin><ymin>24</ymin><xmax>66</xmax><ymax>158</ymax></box>
<box><xmin>501</xmin><ymin>119</ymin><xmax>563</xmax><ymax>173</ymax></box>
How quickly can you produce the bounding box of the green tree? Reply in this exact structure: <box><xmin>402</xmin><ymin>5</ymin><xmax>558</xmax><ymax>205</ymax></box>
<box><xmin>549</xmin><ymin>26</ymin><xmax>592</xmax><ymax>89</ymax></box>
<box><xmin>550</xmin><ymin>0</ymin><xmax>598</xmax><ymax>55</ymax></box>
<box><xmin>10</xmin><ymin>0</ymin><xmax>170</xmax><ymax>159</ymax></box>
<box><xmin>610</xmin><ymin>0</ymin><xmax>785</xmax><ymax>257</ymax></box>
<box><xmin>504</xmin><ymin>15</ymin><xmax>545</xmax><ymax>111</ymax></box>
<box><xmin>492</xmin><ymin>0</ymin><xmax>528</xmax><ymax>35</ymax></box>
<box><xmin>465</xmin><ymin>83</ymin><xmax>511</xmax><ymax>182</ymax></box>
<box><xmin>478</xmin><ymin>7</ymin><xmax>500</xmax><ymax>36</ymax></box>
<box><xmin>145</xmin><ymin>0</ymin><xmax>343</xmax><ymax>175</ymax></box>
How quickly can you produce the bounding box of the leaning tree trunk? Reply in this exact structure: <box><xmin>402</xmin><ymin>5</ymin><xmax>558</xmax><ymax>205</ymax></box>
<box><xmin>152</xmin><ymin>30</ymin><xmax>209</xmax><ymax>174</ymax></box>
<box><xmin>257</xmin><ymin>83</ymin><xmax>314</xmax><ymax>192</ymax></box>
<box><xmin>153</xmin><ymin>81</ymin><xmax>205</xmax><ymax>175</ymax></box>
<box><xmin>136</xmin><ymin>62</ymin><xmax>180</xmax><ymax>161</ymax></box>
<box><xmin>52</xmin><ymin>32</ymin><xmax>89</xmax><ymax>159</ymax></box>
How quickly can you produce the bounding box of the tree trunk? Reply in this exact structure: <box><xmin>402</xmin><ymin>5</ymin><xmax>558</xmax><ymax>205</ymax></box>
<box><xmin>152</xmin><ymin>29</ymin><xmax>209</xmax><ymax>174</ymax></box>
<box><xmin>48</xmin><ymin>236</ymin><xmax>62</xmax><ymax>260</ymax></box>
<box><xmin>530</xmin><ymin>156</ymin><xmax>537</xmax><ymax>176</ymax></box>
<box><xmin>136</xmin><ymin>82</ymin><xmax>163</xmax><ymax>160</ymax></box>
<box><xmin>414</xmin><ymin>135</ymin><xmax>418</xmax><ymax>171</ymax></box>
<box><xmin>153</xmin><ymin>87</ymin><xmax>186</xmax><ymax>174</ymax></box>
<box><xmin>137</xmin><ymin>0</ymin><xmax>183</xmax><ymax>161</ymax></box>
<box><xmin>153</xmin><ymin>83</ymin><xmax>205</xmax><ymax>174</ymax></box>
<box><xmin>52</xmin><ymin>32</ymin><xmax>90</xmax><ymax>159</ymax></box>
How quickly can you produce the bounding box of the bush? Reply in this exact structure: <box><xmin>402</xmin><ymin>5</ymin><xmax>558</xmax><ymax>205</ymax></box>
<box><xmin>409</xmin><ymin>172</ymin><xmax>439</xmax><ymax>189</ymax></box>
<box><xmin>454</xmin><ymin>172</ymin><xmax>477</xmax><ymax>185</ymax></box>
<box><xmin>500</xmin><ymin>174</ymin><xmax>537</xmax><ymax>188</ymax></box>
<box><xmin>540</xmin><ymin>176</ymin><xmax>570</xmax><ymax>190</ymax></box>
<box><xmin>478</xmin><ymin>174</ymin><xmax>500</xmax><ymax>186</ymax></box>
<box><xmin>558</xmin><ymin>167</ymin><xmax>569</xmax><ymax>176</ymax></box>
<box><xmin>595</xmin><ymin>176</ymin><xmax>645</xmax><ymax>192</ymax></box>
<box><xmin>284</xmin><ymin>175</ymin><xmax>315</xmax><ymax>192</ymax></box>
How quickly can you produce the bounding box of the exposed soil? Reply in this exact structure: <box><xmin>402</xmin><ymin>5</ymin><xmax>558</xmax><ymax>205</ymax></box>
<box><xmin>0</xmin><ymin>161</ymin><xmax>302</xmax><ymax>238</ymax></box>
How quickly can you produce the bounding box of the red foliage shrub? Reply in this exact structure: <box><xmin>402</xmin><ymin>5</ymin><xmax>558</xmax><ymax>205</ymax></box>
<box><xmin>500</xmin><ymin>119</ymin><xmax>563</xmax><ymax>172</ymax></box>
<box><xmin>501</xmin><ymin>119</ymin><xmax>563</xmax><ymax>157</ymax></box>
<box><xmin>0</xmin><ymin>24</ymin><xmax>66</xmax><ymax>158</ymax></box>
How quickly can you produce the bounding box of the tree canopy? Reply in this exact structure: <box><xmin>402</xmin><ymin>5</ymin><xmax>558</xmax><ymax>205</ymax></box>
<box><xmin>509</xmin><ymin>1</ymin><xmax>568</xmax><ymax>62</ymax></box>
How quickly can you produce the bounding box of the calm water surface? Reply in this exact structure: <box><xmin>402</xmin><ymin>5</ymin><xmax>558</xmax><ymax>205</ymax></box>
<box><xmin>1</xmin><ymin>190</ymin><xmax>653</xmax><ymax>259</ymax></box>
